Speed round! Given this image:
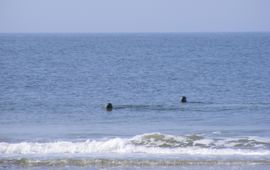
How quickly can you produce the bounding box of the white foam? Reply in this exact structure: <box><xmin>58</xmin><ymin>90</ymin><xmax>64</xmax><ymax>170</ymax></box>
<box><xmin>193</xmin><ymin>139</ymin><xmax>214</xmax><ymax>146</ymax></box>
<box><xmin>0</xmin><ymin>133</ymin><xmax>270</xmax><ymax>156</ymax></box>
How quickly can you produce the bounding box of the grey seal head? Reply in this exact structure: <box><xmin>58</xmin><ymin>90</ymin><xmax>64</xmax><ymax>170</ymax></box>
<box><xmin>181</xmin><ymin>96</ymin><xmax>187</xmax><ymax>103</ymax></box>
<box><xmin>106</xmin><ymin>103</ymin><xmax>113</xmax><ymax>111</ymax></box>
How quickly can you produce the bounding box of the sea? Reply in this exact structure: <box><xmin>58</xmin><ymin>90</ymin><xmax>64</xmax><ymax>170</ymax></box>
<box><xmin>0</xmin><ymin>33</ymin><xmax>270</xmax><ymax>170</ymax></box>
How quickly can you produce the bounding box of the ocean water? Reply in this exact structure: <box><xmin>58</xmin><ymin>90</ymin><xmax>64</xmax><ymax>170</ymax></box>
<box><xmin>0</xmin><ymin>33</ymin><xmax>270</xmax><ymax>170</ymax></box>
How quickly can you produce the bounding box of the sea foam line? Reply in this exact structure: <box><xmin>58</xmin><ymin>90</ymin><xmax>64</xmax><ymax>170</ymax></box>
<box><xmin>1</xmin><ymin>158</ymin><xmax>270</xmax><ymax>167</ymax></box>
<box><xmin>0</xmin><ymin>133</ymin><xmax>270</xmax><ymax>156</ymax></box>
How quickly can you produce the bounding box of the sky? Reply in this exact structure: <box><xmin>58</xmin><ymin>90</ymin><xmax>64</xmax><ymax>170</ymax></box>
<box><xmin>0</xmin><ymin>0</ymin><xmax>269</xmax><ymax>33</ymax></box>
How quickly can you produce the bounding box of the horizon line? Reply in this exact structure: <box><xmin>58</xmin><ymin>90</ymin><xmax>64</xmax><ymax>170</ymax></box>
<box><xmin>0</xmin><ymin>31</ymin><xmax>270</xmax><ymax>34</ymax></box>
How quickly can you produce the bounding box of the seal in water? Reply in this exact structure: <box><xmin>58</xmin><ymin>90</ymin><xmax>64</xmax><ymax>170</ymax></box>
<box><xmin>181</xmin><ymin>96</ymin><xmax>187</xmax><ymax>103</ymax></box>
<box><xmin>106</xmin><ymin>103</ymin><xmax>113</xmax><ymax>111</ymax></box>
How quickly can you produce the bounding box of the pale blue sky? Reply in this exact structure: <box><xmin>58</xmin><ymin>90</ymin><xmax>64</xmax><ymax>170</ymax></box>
<box><xmin>0</xmin><ymin>0</ymin><xmax>269</xmax><ymax>32</ymax></box>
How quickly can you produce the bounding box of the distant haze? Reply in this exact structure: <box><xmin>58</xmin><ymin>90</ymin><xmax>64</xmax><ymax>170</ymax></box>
<box><xmin>0</xmin><ymin>0</ymin><xmax>269</xmax><ymax>33</ymax></box>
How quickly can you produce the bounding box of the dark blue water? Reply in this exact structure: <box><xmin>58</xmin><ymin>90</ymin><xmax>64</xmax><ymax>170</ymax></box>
<box><xmin>0</xmin><ymin>33</ymin><xmax>270</xmax><ymax>169</ymax></box>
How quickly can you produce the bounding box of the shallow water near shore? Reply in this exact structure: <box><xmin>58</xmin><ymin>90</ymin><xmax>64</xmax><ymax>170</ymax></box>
<box><xmin>0</xmin><ymin>33</ymin><xmax>270</xmax><ymax>169</ymax></box>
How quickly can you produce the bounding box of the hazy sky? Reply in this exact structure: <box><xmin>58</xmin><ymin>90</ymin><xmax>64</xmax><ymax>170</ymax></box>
<box><xmin>0</xmin><ymin>0</ymin><xmax>269</xmax><ymax>32</ymax></box>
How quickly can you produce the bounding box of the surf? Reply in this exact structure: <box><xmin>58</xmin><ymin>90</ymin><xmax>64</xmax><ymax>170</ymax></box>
<box><xmin>1</xmin><ymin>133</ymin><xmax>269</xmax><ymax>156</ymax></box>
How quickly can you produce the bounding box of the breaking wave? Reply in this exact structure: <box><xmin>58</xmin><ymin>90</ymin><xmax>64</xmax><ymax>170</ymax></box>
<box><xmin>1</xmin><ymin>133</ymin><xmax>270</xmax><ymax>156</ymax></box>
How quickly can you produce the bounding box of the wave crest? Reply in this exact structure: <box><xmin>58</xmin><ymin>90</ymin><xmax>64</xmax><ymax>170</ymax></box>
<box><xmin>0</xmin><ymin>133</ymin><xmax>270</xmax><ymax>156</ymax></box>
<box><xmin>131</xmin><ymin>133</ymin><xmax>270</xmax><ymax>149</ymax></box>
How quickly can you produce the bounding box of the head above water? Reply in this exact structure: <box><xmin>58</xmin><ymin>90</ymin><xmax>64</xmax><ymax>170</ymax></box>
<box><xmin>106</xmin><ymin>103</ymin><xmax>113</xmax><ymax>111</ymax></box>
<box><xmin>181</xmin><ymin>96</ymin><xmax>187</xmax><ymax>103</ymax></box>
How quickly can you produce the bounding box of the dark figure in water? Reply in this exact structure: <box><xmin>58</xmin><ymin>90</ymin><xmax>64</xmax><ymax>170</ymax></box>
<box><xmin>181</xmin><ymin>96</ymin><xmax>187</xmax><ymax>103</ymax></box>
<box><xmin>106</xmin><ymin>103</ymin><xmax>113</xmax><ymax>111</ymax></box>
